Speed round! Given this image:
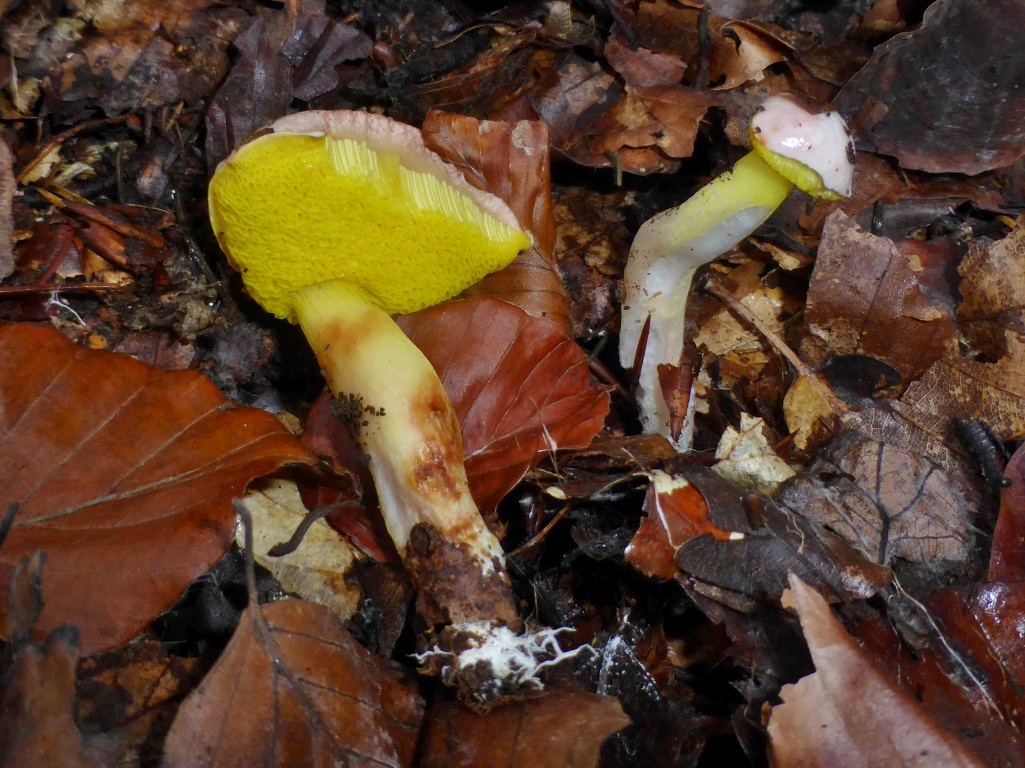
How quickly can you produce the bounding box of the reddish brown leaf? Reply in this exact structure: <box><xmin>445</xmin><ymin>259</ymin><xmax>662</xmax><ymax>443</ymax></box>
<box><xmin>769</xmin><ymin>575</ymin><xmax>986</xmax><ymax>768</ymax></box>
<box><xmin>399</xmin><ymin>298</ymin><xmax>610</xmax><ymax>515</ymax></box>
<box><xmin>0</xmin><ymin>325</ymin><xmax>315</xmax><ymax>653</ymax></box>
<box><xmin>800</xmin><ymin>210</ymin><xmax>959</xmax><ymax>386</ymax></box>
<box><xmin>854</xmin><ymin>608</ymin><xmax>1025</xmax><ymax>767</ymax></box>
<box><xmin>834</xmin><ymin>0</ymin><xmax>1025</xmax><ymax>174</ymax></box>
<box><xmin>162</xmin><ymin>599</ymin><xmax>423</xmax><ymax>768</ymax></box>
<box><xmin>419</xmin><ymin>687</ymin><xmax>629</xmax><ymax>768</ymax></box>
<box><xmin>990</xmin><ymin>442</ymin><xmax>1025</xmax><ymax>581</ymax></box>
<box><xmin>421</xmin><ymin>110</ymin><xmax>571</xmax><ymax>334</ymax></box>
<box><xmin>625</xmin><ymin>470</ymin><xmax>734</xmax><ymax>581</ymax></box>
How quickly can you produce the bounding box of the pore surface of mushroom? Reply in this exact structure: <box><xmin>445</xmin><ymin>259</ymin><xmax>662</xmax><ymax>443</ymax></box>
<box><xmin>619</xmin><ymin>95</ymin><xmax>854</xmax><ymax>450</ymax></box>
<box><xmin>209</xmin><ymin>110</ymin><xmax>531</xmax><ymax>640</ymax></box>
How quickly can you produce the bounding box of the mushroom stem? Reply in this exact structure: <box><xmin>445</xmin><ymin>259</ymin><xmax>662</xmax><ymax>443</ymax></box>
<box><xmin>293</xmin><ymin>280</ymin><xmax>520</xmax><ymax>627</ymax></box>
<box><xmin>620</xmin><ymin>151</ymin><xmax>793</xmax><ymax>445</ymax></box>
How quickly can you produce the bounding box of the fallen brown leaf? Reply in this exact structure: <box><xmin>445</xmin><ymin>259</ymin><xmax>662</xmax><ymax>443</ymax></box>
<box><xmin>0</xmin><ymin>324</ymin><xmax>315</xmax><ymax>653</ymax></box>
<box><xmin>399</xmin><ymin>298</ymin><xmax>610</xmax><ymax>515</ymax></box>
<box><xmin>421</xmin><ymin>110</ymin><xmax>572</xmax><ymax>334</ymax></box>
<box><xmin>901</xmin><ymin>331</ymin><xmax>1025</xmax><ymax>443</ymax></box>
<box><xmin>780</xmin><ymin>431</ymin><xmax>974</xmax><ymax>572</ymax></box>
<box><xmin>801</xmin><ymin>210</ymin><xmax>958</xmax><ymax>386</ymax></box>
<box><xmin>161</xmin><ymin>599</ymin><xmax>423</xmax><ymax>768</ymax></box>
<box><xmin>419</xmin><ymin>687</ymin><xmax>629</xmax><ymax>768</ymax></box>
<box><xmin>769</xmin><ymin>574</ymin><xmax>986</xmax><ymax>768</ymax></box>
<box><xmin>0</xmin><ymin>139</ymin><xmax>13</xmax><ymax>279</ymax></box>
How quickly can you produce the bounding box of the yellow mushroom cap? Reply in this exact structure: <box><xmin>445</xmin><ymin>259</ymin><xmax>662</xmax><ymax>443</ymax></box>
<box><xmin>749</xmin><ymin>95</ymin><xmax>855</xmax><ymax>201</ymax></box>
<box><xmin>208</xmin><ymin>110</ymin><xmax>532</xmax><ymax>321</ymax></box>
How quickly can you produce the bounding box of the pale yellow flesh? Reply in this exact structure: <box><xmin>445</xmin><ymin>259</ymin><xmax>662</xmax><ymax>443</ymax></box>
<box><xmin>620</xmin><ymin>151</ymin><xmax>794</xmax><ymax>447</ymax></box>
<box><xmin>293</xmin><ymin>279</ymin><xmax>505</xmax><ymax>566</ymax></box>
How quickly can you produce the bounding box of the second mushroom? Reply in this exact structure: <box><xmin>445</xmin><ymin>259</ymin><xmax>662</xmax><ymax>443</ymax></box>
<box><xmin>619</xmin><ymin>95</ymin><xmax>855</xmax><ymax>450</ymax></box>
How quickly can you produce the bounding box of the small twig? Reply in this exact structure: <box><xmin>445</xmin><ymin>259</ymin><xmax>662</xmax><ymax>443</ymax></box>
<box><xmin>267</xmin><ymin>500</ymin><xmax>360</xmax><ymax>557</ymax></box>
<box><xmin>508</xmin><ymin>505</ymin><xmax>572</xmax><ymax>559</ymax></box>
<box><xmin>0</xmin><ymin>503</ymin><xmax>18</xmax><ymax>550</ymax></box>
<box><xmin>233</xmin><ymin>500</ymin><xmax>259</xmax><ymax>608</ymax></box>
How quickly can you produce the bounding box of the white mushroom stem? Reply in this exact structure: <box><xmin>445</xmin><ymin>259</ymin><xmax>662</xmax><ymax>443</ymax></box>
<box><xmin>293</xmin><ymin>279</ymin><xmax>505</xmax><ymax>571</ymax></box>
<box><xmin>620</xmin><ymin>151</ymin><xmax>793</xmax><ymax>448</ymax></box>
<box><xmin>620</xmin><ymin>95</ymin><xmax>855</xmax><ymax>452</ymax></box>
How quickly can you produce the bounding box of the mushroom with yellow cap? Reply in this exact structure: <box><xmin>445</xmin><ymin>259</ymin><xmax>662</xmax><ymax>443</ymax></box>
<box><xmin>619</xmin><ymin>94</ymin><xmax>855</xmax><ymax>450</ymax></box>
<box><xmin>208</xmin><ymin>110</ymin><xmax>535</xmax><ymax>693</ymax></box>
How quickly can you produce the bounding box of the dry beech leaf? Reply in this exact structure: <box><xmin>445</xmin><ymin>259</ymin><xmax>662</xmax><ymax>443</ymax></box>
<box><xmin>780</xmin><ymin>431</ymin><xmax>973</xmax><ymax>572</ymax></box>
<box><xmin>76</xmin><ymin>637</ymin><xmax>208</xmax><ymax>768</ymax></box>
<box><xmin>801</xmin><ymin>210</ymin><xmax>958</xmax><ymax>386</ymax></box>
<box><xmin>236</xmin><ymin>479</ymin><xmax>363</xmax><ymax>621</ymax></box>
<box><xmin>713</xmin><ymin>414</ymin><xmax>795</xmax><ymax>495</ymax></box>
<box><xmin>0</xmin><ymin>324</ymin><xmax>315</xmax><ymax>653</ymax></box>
<box><xmin>769</xmin><ymin>574</ymin><xmax>986</xmax><ymax>768</ymax></box>
<box><xmin>958</xmin><ymin>217</ymin><xmax>1025</xmax><ymax>358</ymax></box>
<box><xmin>901</xmin><ymin>331</ymin><xmax>1025</xmax><ymax>443</ymax></box>
<box><xmin>419</xmin><ymin>687</ymin><xmax>629</xmax><ymax>768</ymax></box>
<box><xmin>162</xmin><ymin>599</ymin><xmax>423</xmax><ymax>768</ymax></box>
<box><xmin>0</xmin><ymin>554</ymin><xmax>117</xmax><ymax>768</ymax></box>
<box><xmin>706</xmin><ymin>20</ymin><xmax>788</xmax><ymax>90</ymax></box>
<box><xmin>399</xmin><ymin>298</ymin><xmax>610</xmax><ymax>515</ymax></box>
<box><xmin>834</xmin><ymin>0</ymin><xmax>1025</xmax><ymax>175</ymax></box>
<box><xmin>421</xmin><ymin>110</ymin><xmax>571</xmax><ymax>334</ymax></box>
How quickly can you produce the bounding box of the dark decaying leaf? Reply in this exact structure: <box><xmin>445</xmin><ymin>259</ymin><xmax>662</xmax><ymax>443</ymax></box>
<box><xmin>419</xmin><ymin>687</ymin><xmax>629</xmax><ymax>768</ymax></box>
<box><xmin>834</xmin><ymin>0</ymin><xmax>1025</xmax><ymax>174</ymax></box>
<box><xmin>421</xmin><ymin>110</ymin><xmax>572</xmax><ymax>334</ymax></box>
<box><xmin>769</xmin><ymin>575</ymin><xmax>986</xmax><ymax>768</ymax></box>
<box><xmin>205</xmin><ymin>10</ymin><xmax>372</xmax><ymax>166</ymax></box>
<box><xmin>800</xmin><ymin>210</ymin><xmax>958</xmax><ymax>385</ymax></box>
<box><xmin>161</xmin><ymin>599</ymin><xmax>423</xmax><ymax>768</ymax></box>
<box><xmin>0</xmin><ymin>553</ymin><xmax>118</xmax><ymax>768</ymax></box>
<box><xmin>0</xmin><ymin>325</ymin><xmax>315</xmax><ymax>653</ymax></box>
<box><xmin>399</xmin><ymin>298</ymin><xmax>610</xmax><ymax>515</ymax></box>
<box><xmin>671</xmin><ymin>468</ymin><xmax>891</xmax><ymax>603</ymax></box>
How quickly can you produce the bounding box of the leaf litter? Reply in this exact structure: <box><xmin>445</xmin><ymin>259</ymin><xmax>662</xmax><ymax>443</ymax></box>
<box><xmin>2</xmin><ymin>0</ymin><xmax>1025</xmax><ymax>764</ymax></box>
